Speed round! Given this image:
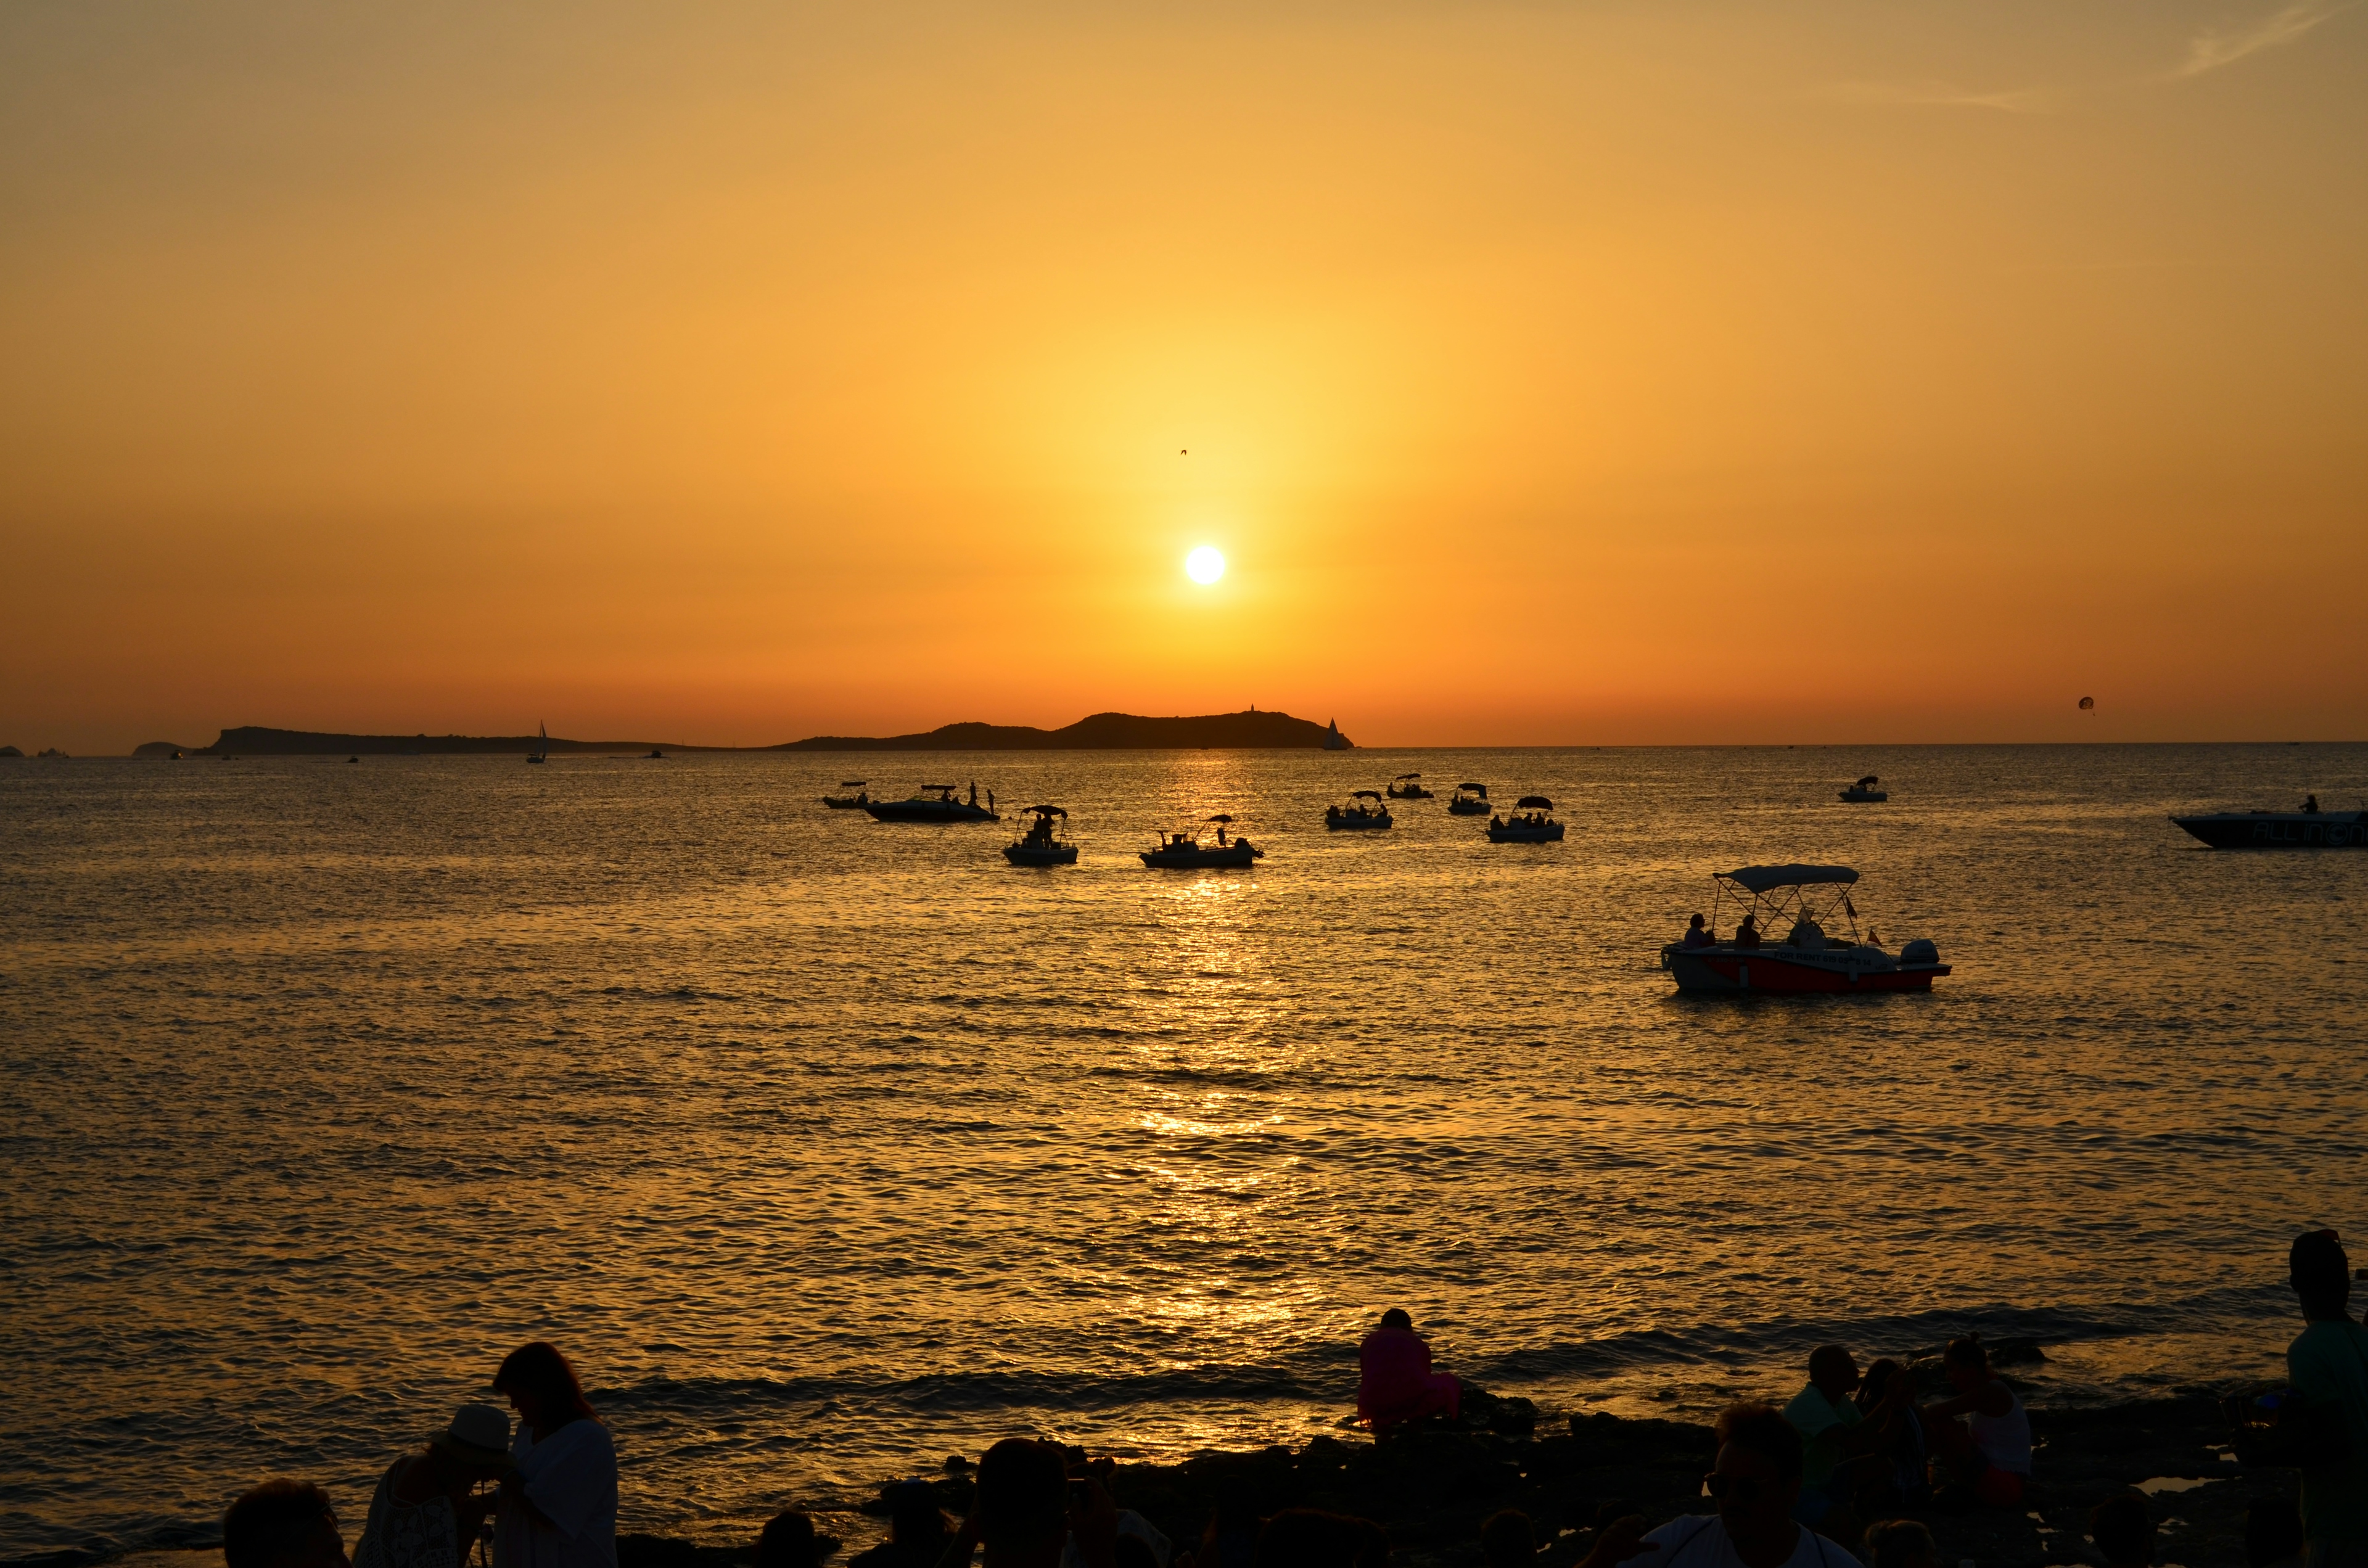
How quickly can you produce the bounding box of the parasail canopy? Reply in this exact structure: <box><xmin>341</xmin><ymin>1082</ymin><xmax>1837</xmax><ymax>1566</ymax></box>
<box><xmin>1716</xmin><ymin>863</ymin><xmax>1859</xmax><ymax>893</ymax></box>
<box><xmin>2079</xmin><ymin>696</ymin><xmax>2095</xmax><ymax>710</ymax></box>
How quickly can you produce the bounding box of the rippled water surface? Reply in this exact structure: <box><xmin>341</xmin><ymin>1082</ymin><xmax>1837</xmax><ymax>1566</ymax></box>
<box><xmin>4</xmin><ymin>745</ymin><xmax>2365</xmax><ymax>1564</ymax></box>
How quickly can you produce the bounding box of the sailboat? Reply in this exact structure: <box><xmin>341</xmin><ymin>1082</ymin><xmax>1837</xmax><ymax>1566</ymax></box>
<box><xmin>527</xmin><ymin>723</ymin><xmax>548</xmax><ymax>765</ymax></box>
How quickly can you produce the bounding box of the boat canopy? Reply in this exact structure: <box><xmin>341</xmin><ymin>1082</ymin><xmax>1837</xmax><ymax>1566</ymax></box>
<box><xmin>1515</xmin><ymin>796</ymin><xmax>1553</xmax><ymax>810</ymax></box>
<box><xmin>1395</xmin><ymin>772</ymin><xmax>1421</xmax><ymax>780</ymax></box>
<box><xmin>1458</xmin><ymin>782</ymin><xmax>1487</xmax><ymax>793</ymax></box>
<box><xmin>1352</xmin><ymin>790</ymin><xmax>1383</xmax><ymax>800</ymax></box>
<box><xmin>1717</xmin><ymin>863</ymin><xmax>1860</xmax><ymax>893</ymax></box>
<box><xmin>1854</xmin><ymin>775</ymin><xmax>1879</xmax><ymax>787</ymax></box>
<box><xmin>923</xmin><ymin>782</ymin><xmax>957</xmax><ymax>791</ymax></box>
<box><xmin>1206</xmin><ymin>813</ymin><xmax>1235</xmax><ymax>823</ymax></box>
<box><xmin>840</xmin><ymin>781</ymin><xmax>866</xmax><ymax>788</ymax></box>
<box><xmin>1025</xmin><ymin>804</ymin><xmax>1065</xmax><ymax>816</ymax></box>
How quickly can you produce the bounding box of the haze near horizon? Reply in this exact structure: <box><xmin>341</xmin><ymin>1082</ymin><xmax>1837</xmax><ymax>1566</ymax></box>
<box><xmin>4</xmin><ymin>1</ymin><xmax>2363</xmax><ymax>754</ymax></box>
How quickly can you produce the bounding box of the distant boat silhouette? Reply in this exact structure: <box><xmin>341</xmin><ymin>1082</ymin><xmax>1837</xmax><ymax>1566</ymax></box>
<box><xmin>528</xmin><ymin>722</ymin><xmax>548</xmax><ymax>765</ymax></box>
<box><xmin>1322</xmin><ymin>718</ymin><xmax>1351</xmax><ymax>751</ymax></box>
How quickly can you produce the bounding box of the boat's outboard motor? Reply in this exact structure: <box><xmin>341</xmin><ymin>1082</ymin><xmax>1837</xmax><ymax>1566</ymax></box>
<box><xmin>1901</xmin><ymin>938</ymin><xmax>1940</xmax><ymax>966</ymax></box>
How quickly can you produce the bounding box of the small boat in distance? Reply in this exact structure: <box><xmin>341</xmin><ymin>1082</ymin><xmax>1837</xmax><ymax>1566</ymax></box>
<box><xmin>821</xmin><ymin>781</ymin><xmax>871</xmax><ymax>809</ymax></box>
<box><xmin>866</xmin><ymin>782</ymin><xmax>1000</xmax><ymax>823</ymax></box>
<box><xmin>2173</xmin><ymin>797</ymin><xmax>2367</xmax><ymax>848</ymax></box>
<box><xmin>1004</xmin><ymin>805</ymin><xmax>1079</xmax><ymax>866</ymax></box>
<box><xmin>1660</xmin><ymin>864</ymin><xmax>1949</xmax><ymax>993</ymax></box>
<box><xmin>528</xmin><ymin>722</ymin><xmax>548</xmax><ymax>765</ymax></box>
<box><xmin>1839</xmin><ymin>775</ymin><xmax>1885</xmax><ymax>803</ymax></box>
<box><xmin>1141</xmin><ymin>815</ymin><xmax>1263</xmax><ymax>869</ymax></box>
<box><xmin>1325</xmin><ymin>791</ymin><xmax>1394</xmax><ymax>831</ymax></box>
<box><xmin>646</xmin><ymin>747</ymin><xmax>667</xmax><ymax>760</ymax></box>
<box><xmin>1447</xmin><ymin>782</ymin><xmax>1490</xmax><ymax>816</ymax></box>
<box><xmin>1487</xmin><ymin>796</ymin><xmax>1564</xmax><ymax>842</ymax></box>
<box><xmin>1387</xmin><ymin>773</ymin><xmax>1433</xmax><ymax>799</ymax></box>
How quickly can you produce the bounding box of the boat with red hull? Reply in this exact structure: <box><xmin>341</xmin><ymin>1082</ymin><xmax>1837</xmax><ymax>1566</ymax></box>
<box><xmin>1660</xmin><ymin>864</ymin><xmax>1949</xmax><ymax>994</ymax></box>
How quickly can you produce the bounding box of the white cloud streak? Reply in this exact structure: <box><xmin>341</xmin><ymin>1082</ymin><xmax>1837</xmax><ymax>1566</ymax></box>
<box><xmin>1821</xmin><ymin>80</ymin><xmax>2048</xmax><ymax>114</ymax></box>
<box><xmin>2175</xmin><ymin>1</ymin><xmax>2350</xmax><ymax>78</ymax></box>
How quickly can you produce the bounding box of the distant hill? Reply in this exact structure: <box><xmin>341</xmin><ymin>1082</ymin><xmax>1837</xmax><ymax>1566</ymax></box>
<box><xmin>194</xmin><ymin>726</ymin><xmax>692</xmax><ymax>755</ymax></box>
<box><xmin>775</xmin><ymin>710</ymin><xmax>1352</xmax><ymax>750</ymax></box>
<box><xmin>172</xmin><ymin>711</ymin><xmax>1353</xmax><ymax>755</ymax></box>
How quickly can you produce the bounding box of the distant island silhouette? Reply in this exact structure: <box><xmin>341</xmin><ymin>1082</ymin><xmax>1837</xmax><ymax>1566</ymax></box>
<box><xmin>152</xmin><ymin>711</ymin><xmax>1354</xmax><ymax>756</ymax></box>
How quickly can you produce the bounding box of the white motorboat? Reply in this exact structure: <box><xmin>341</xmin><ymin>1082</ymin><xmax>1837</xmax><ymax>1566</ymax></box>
<box><xmin>1659</xmin><ymin>864</ymin><xmax>1949</xmax><ymax>993</ymax></box>
<box><xmin>1447</xmin><ymin>782</ymin><xmax>1490</xmax><ymax>816</ymax></box>
<box><xmin>1839</xmin><ymin>774</ymin><xmax>1886</xmax><ymax>803</ymax></box>
<box><xmin>1005</xmin><ymin>805</ymin><xmax>1079</xmax><ymax>866</ymax></box>
<box><xmin>1141</xmin><ymin>815</ymin><xmax>1263</xmax><ymax>869</ymax></box>
<box><xmin>866</xmin><ymin>782</ymin><xmax>1000</xmax><ymax>823</ymax></box>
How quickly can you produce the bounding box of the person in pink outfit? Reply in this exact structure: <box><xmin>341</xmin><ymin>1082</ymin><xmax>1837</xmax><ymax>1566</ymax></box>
<box><xmin>1357</xmin><ymin>1310</ymin><xmax>1460</xmax><ymax>1432</ymax></box>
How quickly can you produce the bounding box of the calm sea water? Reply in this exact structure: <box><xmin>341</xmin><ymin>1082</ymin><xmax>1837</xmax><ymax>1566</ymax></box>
<box><xmin>4</xmin><ymin>745</ymin><xmax>2364</xmax><ymax>1564</ymax></box>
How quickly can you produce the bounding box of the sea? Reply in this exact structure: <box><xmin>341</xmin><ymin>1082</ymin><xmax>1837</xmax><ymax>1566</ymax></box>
<box><xmin>4</xmin><ymin>744</ymin><xmax>2364</xmax><ymax>1565</ymax></box>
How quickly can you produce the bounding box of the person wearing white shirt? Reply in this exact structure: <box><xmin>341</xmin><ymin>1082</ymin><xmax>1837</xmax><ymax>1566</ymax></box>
<box><xmin>492</xmin><ymin>1343</ymin><xmax>618</xmax><ymax>1568</ymax></box>
<box><xmin>1573</xmin><ymin>1403</ymin><xmax>1860</xmax><ymax>1568</ymax></box>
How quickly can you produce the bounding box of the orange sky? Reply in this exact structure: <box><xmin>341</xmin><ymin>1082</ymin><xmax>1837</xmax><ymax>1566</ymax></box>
<box><xmin>4</xmin><ymin>1</ymin><xmax>2363</xmax><ymax>752</ymax></box>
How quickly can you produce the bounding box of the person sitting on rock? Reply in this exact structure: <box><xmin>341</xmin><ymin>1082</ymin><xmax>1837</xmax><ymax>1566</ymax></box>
<box><xmin>1852</xmin><ymin>1360</ymin><xmax>1928</xmax><ymax>1510</ymax></box>
<box><xmin>850</xmin><ymin>1483</ymin><xmax>952</xmax><ymax>1568</ymax></box>
<box><xmin>1356</xmin><ymin>1310</ymin><xmax>1460</xmax><ymax>1433</ymax></box>
<box><xmin>1585</xmin><ymin>1402</ymin><xmax>1860</xmax><ymax>1568</ymax></box>
<box><xmin>226</xmin><ymin>1480</ymin><xmax>353</xmax><ymax>1568</ymax></box>
<box><xmin>1918</xmin><ymin>1336</ymin><xmax>2031</xmax><ymax>1507</ymax></box>
<box><xmin>2284</xmin><ymin>1229</ymin><xmax>2368</xmax><ymax>1568</ymax></box>
<box><xmin>2089</xmin><ymin>1492</ymin><xmax>2153</xmax><ymax>1568</ymax></box>
<box><xmin>944</xmin><ymin>1439</ymin><xmax>1116</xmax><ymax>1568</ymax></box>
<box><xmin>757</xmin><ymin>1512</ymin><xmax>826</xmax><ymax>1568</ymax></box>
<box><xmin>1859</xmin><ymin>1520</ymin><xmax>1936</xmax><ymax>1568</ymax></box>
<box><xmin>1782</xmin><ymin>1346</ymin><xmax>1909</xmax><ymax>1540</ymax></box>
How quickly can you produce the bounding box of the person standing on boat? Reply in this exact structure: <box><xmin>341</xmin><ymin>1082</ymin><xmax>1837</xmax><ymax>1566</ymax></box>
<box><xmin>493</xmin><ymin>1344</ymin><xmax>617</xmax><ymax>1568</ymax></box>
<box><xmin>2287</xmin><ymin>1229</ymin><xmax>2368</xmax><ymax>1567</ymax></box>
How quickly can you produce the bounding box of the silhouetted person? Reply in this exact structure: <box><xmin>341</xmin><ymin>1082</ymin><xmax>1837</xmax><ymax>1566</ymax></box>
<box><xmin>2247</xmin><ymin>1496</ymin><xmax>2306</xmax><ymax>1568</ymax></box>
<box><xmin>1853</xmin><ymin>1358</ymin><xmax>1928</xmax><ymax>1509</ymax></box>
<box><xmin>1253</xmin><ymin>1511</ymin><xmax>1388</xmax><ymax>1568</ymax></box>
<box><xmin>355</xmin><ymin>1405</ymin><xmax>514</xmax><ymax>1568</ymax></box>
<box><xmin>2304</xmin><ymin>795</ymin><xmax>2321</xmax><ymax>813</ymax></box>
<box><xmin>1357</xmin><ymin>1309</ymin><xmax>1459</xmax><ymax>1432</ymax></box>
<box><xmin>1478</xmin><ymin>1511</ymin><xmax>1532</xmax><ymax>1568</ymax></box>
<box><xmin>1619</xmin><ymin>1402</ymin><xmax>1860</xmax><ymax>1567</ymax></box>
<box><xmin>849</xmin><ymin>1482</ymin><xmax>951</xmax><ymax>1568</ymax></box>
<box><xmin>2286</xmin><ymin>1229</ymin><xmax>2368</xmax><ymax>1566</ymax></box>
<box><xmin>493</xmin><ymin>1342</ymin><xmax>617</xmax><ymax>1568</ymax></box>
<box><xmin>1859</xmin><ymin>1521</ymin><xmax>1937</xmax><ymax>1568</ymax></box>
<box><xmin>1920</xmin><ymin>1336</ymin><xmax>2031</xmax><ymax>1506</ymax></box>
<box><xmin>226</xmin><ymin>1480</ymin><xmax>352</xmax><ymax>1568</ymax></box>
<box><xmin>1735</xmin><ymin>914</ymin><xmax>1762</xmax><ymax>950</ymax></box>
<box><xmin>1683</xmin><ymin>914</ymin><xmax>1713</xmax><ymax>948</ymax></box>
<box><xmin>757</xmin><ymin>1513</ymin><xmax>825</xmax><ymax>1568</ymax></box>
<box><xmin>2089</xmin><ymin>1492</ymin><xmax>2154</xmax><ymax>1568</ymax></box>
<box><xmin>1783</xmin><ymin>1345</ymin><xmax>1907</xmax><ymax>1538</ymax></box>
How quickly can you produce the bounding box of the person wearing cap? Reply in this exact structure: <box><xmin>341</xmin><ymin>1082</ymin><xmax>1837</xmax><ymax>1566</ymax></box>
<box><xmin>2286</xmin><ymin>1229</ymin><xmax>2368</xmax><ymax>1566</ymax></box>
<box><xmin>493</xmin><ymin>1343</ymin><xmax>618</xmax><ymax>1568</ymax></box>
<box><xmin>353</xmin><ymin>1405</ymin><xmax>514</xmax><ymax>1568</ymax></box>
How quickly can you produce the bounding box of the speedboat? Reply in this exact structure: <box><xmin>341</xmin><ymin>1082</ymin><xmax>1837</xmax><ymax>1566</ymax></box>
<box><xmin>1141</xmin><ymin>815</ymin><xmax>1263</xmax><ymax>869</ymax></box>
<box><xmin>1486</xmin><ymin>796</ymin><xmax>1564</xmax><ymax>842</ymax></box>
<box><xmin>1387</xmin><ymin>773</ymin><xmax>1433</xmax><ymax>800</ymax></box>
<box><xmin>2174</xmin><ymin>798</ymin><xmax>2367</xmax><ymax>848</ymax></box>
<box><xmin>1660</xmin><ymin>864</ymin><xmax>1949</xmax><ymax>993</ymax></box>
<box><xmin>865</xmin><ymin>783</ymin><xmax>1000</xmax><ymax>823</ymax></box>
<box><xmin>1447</xmin><ymin>782</ymin><xmax>1491</xmax><ymax>816</ymax></box>
<box><xmin>1838</xmin><ymin>775</ymin><xmax>1886</xmax><ymax>803</ymax></box>
<box><xmin>1325</xmin><ymin>790</ymin><xmax>1393</xmax><ymax>831</ymax></box>
<box><xmin>1004</xmin><ymin>805</ymin><xmax>1079</xmax><ymax>866</ymax></box>
<box><xmin>821</xmin><ymin>781</ymin><xmax>871</xmax><ymax>809</ymax></box>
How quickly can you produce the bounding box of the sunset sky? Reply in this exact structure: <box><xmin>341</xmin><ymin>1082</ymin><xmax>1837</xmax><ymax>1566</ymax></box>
<box><xmin>4</xmin><ymin>1</ymin><xmax>2362</xmax><ymax>752</ymax></box>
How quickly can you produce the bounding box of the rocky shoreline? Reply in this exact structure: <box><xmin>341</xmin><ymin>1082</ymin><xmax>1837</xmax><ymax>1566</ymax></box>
<box><xmin>616</xmin><ymin>1382</ymin><xmax>2281</xmax><ymax>1568</ymax></box>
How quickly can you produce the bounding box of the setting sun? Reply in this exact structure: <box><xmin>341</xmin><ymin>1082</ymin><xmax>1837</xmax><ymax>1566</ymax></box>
<box><xmin>1185</xmin><ymin>546</ymin><xmax>1227</xmax><ymax>586</ymax></box>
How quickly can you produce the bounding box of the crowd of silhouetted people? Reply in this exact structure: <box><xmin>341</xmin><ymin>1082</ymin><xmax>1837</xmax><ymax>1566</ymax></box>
<box><xmin>218</xmin><ymin>1230</ymin><xmax>2365</xmax><ymax>1568</ymax></box>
